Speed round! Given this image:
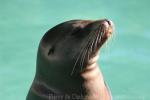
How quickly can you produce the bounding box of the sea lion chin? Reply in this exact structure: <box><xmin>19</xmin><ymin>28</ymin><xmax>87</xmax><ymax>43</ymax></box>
<box><xmin>26</xmin><ymin>19</ymin><xmax>114</xmax><ymax>100</ymax></box>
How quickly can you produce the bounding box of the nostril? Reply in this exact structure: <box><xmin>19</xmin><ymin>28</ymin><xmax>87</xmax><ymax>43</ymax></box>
<box><xmin>102</xmin><ymin>20</ymin><xmax>109</xmax><ymax>28</ymax></box>
<box><xmin>107</xmin><ymin>20</ymin><xmax>111</xmax><ymax>25</ymax></box>
<box><xmin>103</xmin><ymin>19</ymin><xmax>110</xmax><ymax>25</ymax></box>
<box><xmin>106</xmin><ymin>19</ymin><xmax>113</xmax><ymax>26</ymax></box>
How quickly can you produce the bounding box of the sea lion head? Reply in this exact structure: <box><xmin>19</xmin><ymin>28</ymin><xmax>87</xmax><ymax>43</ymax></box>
<box><xmin>36</xmin><ymin>19</ymin><xmax>114</xmax><ymax>79</ymax></box>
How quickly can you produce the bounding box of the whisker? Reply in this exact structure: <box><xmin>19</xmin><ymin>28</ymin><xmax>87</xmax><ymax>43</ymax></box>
<box><xmin>70</xmin><ymin>30</ymin><xmax>96</xmax><ymax>75</ymax></box>
<box><xmin>90</xmin><ymin>33</ymin><xmax>97</xmax><ymax>53</ymax></box>
<box><xmin>98</xmin><ymin>26</ymin><xmax>105</xmax><ymax>43</ymax></box>
<box><xmin>70</xmin><ymin>25</ymin><xmax>104</xmax><ymax>75</ymax></box>
<box><xmin>94</xmin><ymin>26</ymin><xmax>102</xmax><ymax>51</ymax></box>
<box><xmin>70</xmin><ymin>43</ymin><xmax>87</xmax><ymax>75</ymax></box>
<box><xmin>80</xmin><ymin>29</ymin><xmax>100</xmax><ymax>72</ymax></box>
<box><xmin>80</xmin><ymin>48</ymin><xmax>88</xmax><ymax>71</ymax></box>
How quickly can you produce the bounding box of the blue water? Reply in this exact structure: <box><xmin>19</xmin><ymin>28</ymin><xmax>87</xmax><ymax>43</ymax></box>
<box><xmin>0</xmin><ymin>0</ymin><xmax>150</xmax><ymax>100</ymax></box>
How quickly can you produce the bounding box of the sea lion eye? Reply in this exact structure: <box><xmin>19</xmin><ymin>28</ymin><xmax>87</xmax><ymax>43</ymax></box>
<box><xmin>70</xmin><ymin>27</ymin><xmax>81</xmax><ymax>36</ymax></box>
<box><xmin>48</xmin><ymin>45</ymin><xmax>55</xmax><ymax>55</ymax></box>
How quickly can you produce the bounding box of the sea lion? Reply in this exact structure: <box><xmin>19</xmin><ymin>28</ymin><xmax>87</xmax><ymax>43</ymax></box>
<box><xmin>26</xmin><ymin>19</ymin><xmax>114</xmax><ymax>100</ymax></box>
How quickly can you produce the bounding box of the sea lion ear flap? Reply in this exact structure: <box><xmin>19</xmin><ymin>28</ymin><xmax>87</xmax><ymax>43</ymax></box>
<box><xmin>48</xmin><ymin>45</ymin><xmax>55</xmax><ymax>56</ymax></box>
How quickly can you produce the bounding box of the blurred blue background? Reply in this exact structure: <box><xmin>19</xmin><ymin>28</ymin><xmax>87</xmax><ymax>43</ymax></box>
<box><xmin>0</xmin><ymin>0</ymin><xmax>150</xmax><ymax>100</ymax></box>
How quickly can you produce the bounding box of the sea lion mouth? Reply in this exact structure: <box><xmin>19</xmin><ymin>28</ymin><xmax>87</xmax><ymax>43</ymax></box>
<box><xmin>71</xmin><ymin>19</ymin><xmax>114</xmax><ymax>75</ymax></box>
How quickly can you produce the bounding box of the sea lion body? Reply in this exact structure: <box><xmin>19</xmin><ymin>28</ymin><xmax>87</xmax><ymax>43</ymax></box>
<box><xmin>26</xmin><ymin>19</ymin><xmax>114</xmax><ymax>100</ymax></box>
